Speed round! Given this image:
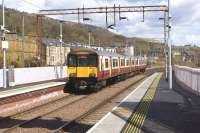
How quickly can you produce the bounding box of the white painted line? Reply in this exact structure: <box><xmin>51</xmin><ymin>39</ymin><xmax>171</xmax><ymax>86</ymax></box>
<box><xmin>87</xmin><ymin>112</ymin><xmax>112</xmax><ymax>133</ymax></box>
<box><xmin>112</xmin><ymin>73</ymin><xmax>157</xmax><ymax>111</ymax></box>
<box><xmin>87</xmin><ymin>73</ymin><xmax>158</xmax><ymax>133</ymax></box>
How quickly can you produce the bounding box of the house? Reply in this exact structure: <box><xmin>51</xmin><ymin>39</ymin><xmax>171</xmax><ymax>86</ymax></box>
<box><xmin>42</xmin><ymin>38</ymin><xmax>70</xmax><ymax>66</ymax></box>
<box><xmin>181</xmin><ymin>51</ymin><xmax>194</xmax><ymax>62</ymax></box>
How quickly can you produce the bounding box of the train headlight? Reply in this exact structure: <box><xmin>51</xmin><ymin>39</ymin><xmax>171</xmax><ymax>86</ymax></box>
<box><xmin>69</xmin><ymin>73</ymin><xmax>76</xmax><ymax>77</ymax></box>
<box><xmin>89</xmin><ymin>73</ymin><xmax>96</xmax><ymax>78</ymax></box>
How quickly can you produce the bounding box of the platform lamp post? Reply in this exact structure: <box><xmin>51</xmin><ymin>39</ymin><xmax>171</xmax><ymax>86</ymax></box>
<box><xmin>167</xmin><ymin>0</ymin><xmax>172</xmax><ymax>89</ymax></box>
<box><xmin>1</xmin><ymin>0</ymin><xmax>8</xmax><ymax>88</ymax></box>
<box><xmin>59</xmin><ymin>21</ymin><xmax>63</xmax><ymax>78</ymax></box>
<box><xmin>159</xmin><ymin>11</ymin><xmax>168</xmax><ymax>81</ymax></box>
<box><xmin>88</xmin><ymin>30</ymin><xmax>91</xmax><ymax>47</ymax></box>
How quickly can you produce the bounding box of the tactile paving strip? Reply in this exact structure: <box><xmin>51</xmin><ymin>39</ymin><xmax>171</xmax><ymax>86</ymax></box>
<box><xmin>123</xmin><ymin>73</ymin><xmax>162</xmax><ymax>133</ymax></box>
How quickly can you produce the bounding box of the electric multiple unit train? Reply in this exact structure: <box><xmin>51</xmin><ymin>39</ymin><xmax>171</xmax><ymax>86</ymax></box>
<box><xmin>66</xmin><ymin>47</ymin><xmax>147</xmax><ymax>91</ymax></box>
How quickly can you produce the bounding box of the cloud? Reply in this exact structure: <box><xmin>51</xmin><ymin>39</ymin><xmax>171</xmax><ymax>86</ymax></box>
<box><xmin>3</xmin><ymin>0</ymin><xmax>200</xmax><ymax>45</ymax></box>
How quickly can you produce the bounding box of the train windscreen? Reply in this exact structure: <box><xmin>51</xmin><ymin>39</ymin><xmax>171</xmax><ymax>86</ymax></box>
<box><xmin>68</xmin><ymin>55</ymin><xmax>77</xmax><ymax>67</ymax></box>
<box><xmin>68</xmin><ymin>54</ymin><xmax>97</xmax><ymax>67</ymax></box>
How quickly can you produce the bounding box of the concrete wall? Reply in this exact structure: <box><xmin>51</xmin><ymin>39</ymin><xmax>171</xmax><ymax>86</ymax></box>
<box><xmin>175</xmin><ymin>65</ymin><xmax>200</xmax><ymax>96</ymax></box>
<box><xmin>0</xmin><ymin>66</ymin><xmax>68</xmax><ymax>88</ymax></box>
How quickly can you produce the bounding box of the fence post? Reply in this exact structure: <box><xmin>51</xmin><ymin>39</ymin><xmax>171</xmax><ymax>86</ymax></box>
<box><xmin>198</xmin><ymin>72</ymin><xmax>200</xmax><ymax>96</ymax></box>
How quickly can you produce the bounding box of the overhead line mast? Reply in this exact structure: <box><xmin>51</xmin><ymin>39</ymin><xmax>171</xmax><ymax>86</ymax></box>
<box><xmin>39</xmin><ymin>5</ymin><xmax>168</xmax><ymax>15</ymax></box>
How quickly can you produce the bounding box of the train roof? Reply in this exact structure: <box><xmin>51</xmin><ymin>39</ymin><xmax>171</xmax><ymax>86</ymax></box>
<box><xmin>70</xmin><ymin>47</ymin><xmax>145</xmax><ymax>60</ymax></box>
<box><xmin>70</xmin><ymin>47</ymin><xmax>123</xmax><ymax>57</ymax></box>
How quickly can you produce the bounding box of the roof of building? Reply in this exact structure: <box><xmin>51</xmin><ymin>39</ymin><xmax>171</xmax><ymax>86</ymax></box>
<box><xmin>42</xmin><ymin>38</ymin><xmax>60</xmax><ymax>46</ymax></box>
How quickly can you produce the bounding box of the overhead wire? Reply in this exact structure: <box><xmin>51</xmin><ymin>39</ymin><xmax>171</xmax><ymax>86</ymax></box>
<box><xmin>20</xmin><ymin>0</ymin><xmax>44</xmax><ymax>10</ymax></box>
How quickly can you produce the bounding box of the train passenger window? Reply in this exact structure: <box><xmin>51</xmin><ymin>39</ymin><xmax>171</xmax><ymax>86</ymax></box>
<box><xmin>112</xmin><ymin>59</ymin><xmax>118</xmax><ymax>67</ymax></box>
<box><xmin>132</xmin><ymin>60</ymin><xmax>134</xmax><ymax>65</ymax></box>
<box><xmin>134</xmin><ymin>60</ymin><xmax>137</xmax><ymax>65</ymax></box>
<box><xmin>116</xmin><ymin>59</ymin><xmax>118</xmax><ymax>67</ymax></box>
<box><xmin>105</xmin><ymin>59</ymin><xmax>109</xmax><ymax>68</ymax></box>
<box><xmin>126</xmin><ymin>60</ymin><xmax>129</xmax><ymax>66</ymax></box>
<box><xmin>121</xmin><ymin>59</ymin><xmax>125</xmax><ymax>66</ymax></box>
<box><xmin>112</xmin><ymin>59</ymin><xmax>115</xmax><ymax>67</ymax></box>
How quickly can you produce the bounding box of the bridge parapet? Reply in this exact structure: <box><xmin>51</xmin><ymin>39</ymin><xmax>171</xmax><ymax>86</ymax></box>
<box><xmin>175</xmin><ymin>65</ymin><xmax>200</xmax><ymax>96</ymax></box>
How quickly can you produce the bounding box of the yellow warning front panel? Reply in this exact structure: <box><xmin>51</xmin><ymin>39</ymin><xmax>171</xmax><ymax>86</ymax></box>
<box><xmin>77</xmin><ymin>67</ymin><xmax>97</xmax><ymax>78</ymax></box>
<box><xmin>68</xmin><ymin>67</ymin><xmax>76</xmax><ymax>76</ymax></box>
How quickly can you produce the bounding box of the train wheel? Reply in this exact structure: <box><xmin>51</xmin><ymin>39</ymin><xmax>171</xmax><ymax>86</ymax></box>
<box><xmin>94</xmin><ymin>84</ymin><xmax>101</xmax><ymax>92</ymax></box>
<box><xmin>91</xmin><ymin>82</ymin><xmax>101</xmax><ymax>92</ymax></box>
<box><xmin>101</xmin><ymin>80</ymin><xmax>107</xmax><ymax>87</ymax></box>
<box><xmin>64</xmin><ymin>82</ymin><xmax>74</xmax><ymax>93</ymax></box>
<box><xmin>74</xmin><ymin>82</ymin><xmax>80</xmax><ymax>93</ymax></box>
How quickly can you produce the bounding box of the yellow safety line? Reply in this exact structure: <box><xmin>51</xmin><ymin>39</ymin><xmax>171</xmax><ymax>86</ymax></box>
<box><xmin>124</xmin><ymin>73</ymin><xmax>162</xmax><ymax>133</ymax></box>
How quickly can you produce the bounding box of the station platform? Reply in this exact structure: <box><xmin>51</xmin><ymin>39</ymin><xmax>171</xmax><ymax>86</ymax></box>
<box><xmin>87</xmin><ymin>73</ymin><xmax>200</xmax><ymax>133</ymax></box>
<box><xmin>0</xmin><ymin>81</ymin><xmax>66</xmax><ymax>99</ymax></box>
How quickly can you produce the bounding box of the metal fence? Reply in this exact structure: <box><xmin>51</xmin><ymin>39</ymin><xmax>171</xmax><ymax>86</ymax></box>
<box><xmin>175</xmin><ymin>65</ymin><xmax>200</xmax><ymax>96</ymax></box>
<box><xmin>0</xmin><ymin>66</ymin><xmax>68</xmax><ymax>88</ymax></box>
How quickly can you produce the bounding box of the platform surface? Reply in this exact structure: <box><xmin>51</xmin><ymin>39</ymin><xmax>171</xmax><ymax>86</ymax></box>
<box><xmin>88</xmin><ymin>73</ymin><xmax>200</xmax><ymax>133</ymax></box>
<box><xmin>0</xmin><ymin>81</ymin><xmax>66</xmax><ymax>99</ymax></box>
<box><xmin>87</xmin><ymin>73</ymin><xmax>159</xmax><ymax>133</ymax></box>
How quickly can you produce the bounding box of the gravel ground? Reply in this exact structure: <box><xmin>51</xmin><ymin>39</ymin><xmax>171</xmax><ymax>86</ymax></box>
<box><xmin>8</xmin><ymin>74</ymin><xmax>145</xmax><ymax>133</ymax></box>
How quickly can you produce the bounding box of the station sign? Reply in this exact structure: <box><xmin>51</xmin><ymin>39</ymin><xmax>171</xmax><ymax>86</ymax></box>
<box><xmin>2</xmin><ymin>41</ymin><xmax>8</xmax><ymax>49</ymax></box>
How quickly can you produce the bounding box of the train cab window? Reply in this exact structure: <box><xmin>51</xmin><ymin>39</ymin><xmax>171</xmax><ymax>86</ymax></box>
<box><xmin>68</xmin><ymin>55</ymin><xmax>77</xmax><ymax>67</ymax></box>
<box><xmin>105</xmin><ymin>59</ymin><xmax>109</xmax><ymax>68</ymax></box>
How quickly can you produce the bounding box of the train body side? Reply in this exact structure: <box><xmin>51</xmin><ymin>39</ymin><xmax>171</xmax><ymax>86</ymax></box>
<box><xmin>66</xmin><ymin>48</ymin><xmax>146</xmax><ymax>91</ymax></box>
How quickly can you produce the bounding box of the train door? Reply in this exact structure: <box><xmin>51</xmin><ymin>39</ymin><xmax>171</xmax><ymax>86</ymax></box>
<box><xmin>118</xmin><ymin>57</ymin><xmax>120</xmax><ymax>74</ymax></box>
<box><xmin>101</xmin><ymin>56</ymin><xmax>104</xmax><ymax>79</ymax></box>
<box><xmin>109</xmin><ymin>56</ymin><xmax>112</xmax><ymax>77</ymax></box>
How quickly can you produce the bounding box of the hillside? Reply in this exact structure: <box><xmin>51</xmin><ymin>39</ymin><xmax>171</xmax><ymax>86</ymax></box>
<box><xmin>0</xmin><ymin>7</ymin><xmax>163</xmax><ymax>49</ymax></box>
<box><xmin>0</xmin><ymin>7</ymin><xmax>165</xmax><ymax>68</ymax></box>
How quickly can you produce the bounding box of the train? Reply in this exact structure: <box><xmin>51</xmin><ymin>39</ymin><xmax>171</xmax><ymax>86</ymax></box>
<box><xmin>66</xmin><ymin>47</ymin><xmax>147</xmax><ymax>91</ymax></box>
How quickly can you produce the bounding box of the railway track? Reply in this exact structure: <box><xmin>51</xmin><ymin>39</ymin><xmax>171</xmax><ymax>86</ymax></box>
<box><xmin>0</xmin><ymin>68</ymin><xmax>159</xmax><ymax>133</ymax></box>
<box><xmin>60</xmin><ymin>76</ymin><xmax>145</xmax><ymax>133</ymax></box>
<box><xmin>53</xmin><ymin>74</ymin><xmax>148</xmax><ymax>133</ymax></box>
<box><xmin>0</xmin><ymin>74</ymin><xmax>145</xmax><ymax>133</ymax></box>
<box><xmin>0</xmin><ymin>94</ymin><xmax>87</xmax><ymax>133</ymax></box>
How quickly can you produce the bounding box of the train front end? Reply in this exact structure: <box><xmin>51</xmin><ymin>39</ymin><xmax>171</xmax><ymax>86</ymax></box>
<box><xmin>67</xmin><ymin>49</ymin><xmax>98</xmax><ymax>90</ymax></box>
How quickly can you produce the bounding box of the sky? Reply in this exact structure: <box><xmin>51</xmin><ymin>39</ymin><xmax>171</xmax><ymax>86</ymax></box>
<box><xmin>3</xmin><ymin>0</ymin><xmax>200</xmax><ymax>46</ymax></box>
